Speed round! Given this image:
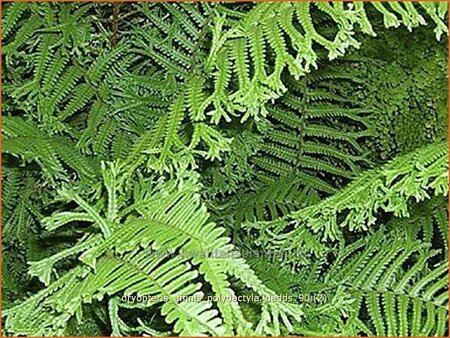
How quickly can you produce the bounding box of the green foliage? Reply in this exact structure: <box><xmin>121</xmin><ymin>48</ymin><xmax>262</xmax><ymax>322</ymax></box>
<box><xmin>4</xmin><ymin>165</ymin><xmax>301</xmax><ymax>336</ymax></box>
<box><xmin>352</xmin><ymin>25</ymin><xmax>448</xmax><ymax>160</ymax></box>
<box><xmin>204</xmin><ymin>2</ymin><xmax>448</xmax><ymax>123</ymax></box>
<box><xmin>252</xmin><ymin>66</ymin><xmax>372</xmax><ymax>188</ymax></box>
<box><xmin>3</xmin><ymin>116</ymin><xmax>99</xmax><ymax>181</ymax></box>
<box><xmin>304</xmin><ymin>231</ymin><xmax>448</xmax><ymax>336</ymax></box>
<box><xmin>2</xmin><ymin>2</ymin><xmax>448</xmax><ymax>337</ymax></box>
<box><xmin>251</xmin><ymin>141</ymin><xmax>448</xmax><ymax>245</ymax></box>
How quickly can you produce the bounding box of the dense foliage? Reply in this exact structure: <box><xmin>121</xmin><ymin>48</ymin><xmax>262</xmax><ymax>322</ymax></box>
<box><xmin>1</xmin><ymin>2</ymin><xmax>448</xmax><ymax>336</ymax></box>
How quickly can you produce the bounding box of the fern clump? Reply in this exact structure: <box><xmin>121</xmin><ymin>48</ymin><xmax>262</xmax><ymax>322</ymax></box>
<box><xmin>2</xmin><ymin>2</ymin><xmax>448</xmax><ymax>336</ymax></box>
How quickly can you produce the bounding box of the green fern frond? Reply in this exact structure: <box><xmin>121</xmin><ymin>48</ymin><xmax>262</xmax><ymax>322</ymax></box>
<box><xmin>3</xmin><ymin>15</ymin><xmax>43</xmax><ymax>54</ymax></box>
<box><xmin>324</xmin><ymin>235</ymin><xmax>448</xmax><ymax>336</ymax></box>
<box><xmin>2</xmin><ymin>3</ymin><xmax>28</xmax><ymax>39</ymax></box>
<box><xmin>249</xmin><ymin>66</ymin><xmax>372</xmax><ymax>203</ymax></box>
<box><xmin>260</xmin><ymin>141</ymin><xmax>448</xmax><ymax>245</ymax></box>
<box><xmin>2</xmin><ymin>117</ymin><xmax>99</xmax><ymax>180</ymax></box>
<box><xmin>1</xmin><ymin>168</ymin><xmax>41</xmax><ymax>241</ymax></box>
<box><xmin>2</xmin><ymin>3</ymin><xmax>447</xmax><ymax>336</ymax></box>
<box><xmin>204</xmin><ymin>1</ymin><xmax>447</xmax><ymax>122</ymax></box>
<box><xmin>136</xmin><ymin>2</ymin><xmax>214</xmax><ymax>80</ymax></box>
<box><xmin>41</xmin><ymin>51</ymin><xmax>70</xmax><ymax>94</ymax></box>
<box><xmin>3</xmin><ymin>165</ymin><xmax>302</xmax><ymax>336</ymax></box>
<box><xmin>243</xmin><ymin>141</ymin><xmax>447</xmax><ymax>267</ymax></box>
<box><xmin>88</xmin><ymin>45</ymin><xmax>128</xmax><ymax>84</ymax></box>
<box><xmin>232</xmin><ymin>176</ymin><xmax>323</xmax><ymax>224</ymax></box>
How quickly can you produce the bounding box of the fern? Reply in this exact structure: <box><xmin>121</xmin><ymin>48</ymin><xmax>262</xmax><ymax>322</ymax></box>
<box><xmin>2</xmin><ymin>117</ymin><xmax>99</xmax><ymax>181</ymax></box>
<box><xmin>2</xmin><ymin>2</ymin><xmax>448</xmax><ymax>337</ymax></box>
<box><xmin>250</xmin><ymin>141</ymin><xmax>448</xmax><ymax>249</ymax></box>
<box><xmin>2</xmin><ymin>2</ymin><xmax>28</xmax><ymax>39</ymax></box>
<box><xmin>1</xmin><ymin>168</ymin><xmax>41</xmax><ymax>242</ymax></box>
<box><xmin>252</xmin><ymin>66</ymin><xmax>372</xmax><ymax>189</ymax></box>
<box><xmin>204</xmin><ymin>2</ymin><xmax>448</xmax><ymax>123</ymax></box>
<box><xmin>321</xmin><ymin>234</ymin><xmax>448</xmax><ymax>336</ymax></box>
<box><xmin>213</xmin><ymin>64</ymin><xmax>372</xmax><ymax>227</ymax></box>
<box><xmin>3</xmin><ymin>165</ymin><xmax>301</xmax><ymax>336</ymax></box>
<box><xmin>352</xmin><ymin>26</ymin><xmax>448</xmax><ymax>160</ymax></box>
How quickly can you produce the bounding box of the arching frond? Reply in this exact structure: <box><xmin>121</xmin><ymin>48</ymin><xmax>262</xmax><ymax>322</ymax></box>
<box><xmin>2</xmin><ymin>2</ymin><xmax>447</xmax><ymax>336</ymax></box>
<box><xmin>3</xmin><ymin>164</ymin><xmax>302</xmax><ymax>336</ymax></box>
<box><xmin>321</xmin><ymin>235</ymin><xmax>448</xmax><ymax>336</ymax></box>
<box><xmin>2</xmin><ymin>117</ymin><xmax>99</xmax><ymax>181</ymax></box>
<box><xmin>204</xmin><ymin>2</ymin><xmax>447</xmax><ymax>122</ymax></box>
<box><xmin>248</xmin><ymin>141</ymin><xmax>448</xmax><ymax>249</ymax></box>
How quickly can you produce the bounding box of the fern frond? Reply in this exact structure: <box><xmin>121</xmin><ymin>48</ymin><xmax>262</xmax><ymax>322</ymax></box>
<box><xmin>2</xmin><ymin>3</ymin><xmax>447</xmax><ymax>336</ymax></box>
<box><xmin>259</xmin><ymin>141</ymin><xmax>448</xmax><ymax>245</ymax></box>
<box><xmin>88</xmin><ymin>45</ymin><xmax>128</xmax><ymax>84</ymax></box>
<box><xmin>33</xmin><ymin>34</ymin><xmax>59</xmax><ymax>85</ymax></box>
<box><xmin>3</xmin><ymin>15</ymin><xmax>43</xmax><ymax>54</ymax></box>
<box><xmin>205</xmin><ymin>1</ymin><xmax>447</xmax><ymax>122</ymax></box>
<box><xmin>58</xmin><ymin>83</ymin><xmax>95</xmax><ymax>121</ymax></box>
<box><xmin>3</xmin><ymin>166</ymin><xmax>303</xmax><ymax>336</ymax></box>
<box><xmin>135</xmin><ymin>2</ymin><xmax>213</xmax><ymax>80</ymax></box>
<box><xmin>41</xmin><ymin>51</ymin><xmax>70</xmax><ymax>94</ymax></box>
<box><xmin>232</xmin><ymin>176</ymin><xmax>322</xmax><ymax>224</ymax></box>
<box><xmin>243</xmin><ymin>141</ymin><xmax>448</xmax><ymax>266</ymax></box>
<box><xmin>2</xmin><ymin>3</ymin><xmax>28</xmax><ymax>39</ymax></box>
<box><xmin>323</xmin><ymin>234</ymin><xmax>448</xmax><ymax>336</ymax></box>
<box><xmin>1</xmin><ymin>168</ymin><xmax>41</xmax><ymax>241</ymax></box>
<box><xmin>2</xmin><ymin>117</ymin><xmax>99</xmax><ymax>180</ymax></box>
<box><xmin>248</xmin><ymin>65</ymin><xmax>372</xmax><ymax>207</ymax></box>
